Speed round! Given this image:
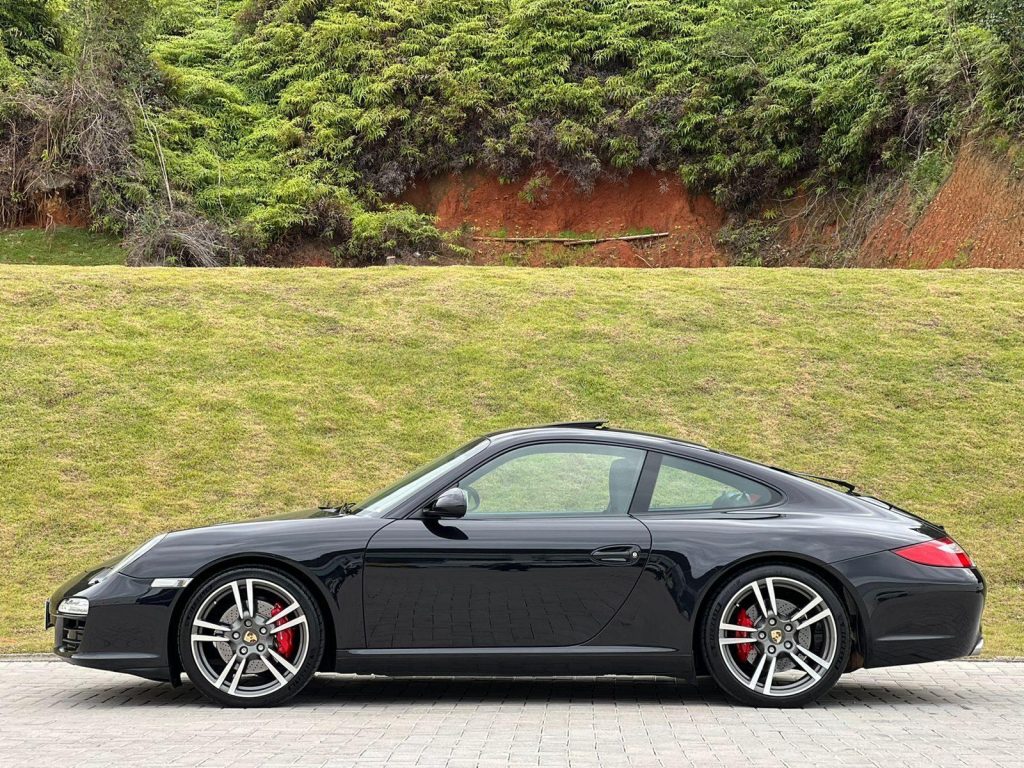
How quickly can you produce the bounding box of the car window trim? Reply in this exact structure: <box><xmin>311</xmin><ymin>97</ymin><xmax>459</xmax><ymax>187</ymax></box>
<box><xmin>629</xmin><ymin>450</ymin><xmax>661</xmax><ymax>517</ymax></box>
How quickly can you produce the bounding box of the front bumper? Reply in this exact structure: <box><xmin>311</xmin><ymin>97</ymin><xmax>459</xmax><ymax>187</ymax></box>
<box><xmin>48</xmin><ymin>568</ymin><xmax>184</xmax><ymax>683</ymax></box>
<box><xmin>833</xmin><ymin>550</ymin><xmax>985</xmax><ymax>668</ymax></box>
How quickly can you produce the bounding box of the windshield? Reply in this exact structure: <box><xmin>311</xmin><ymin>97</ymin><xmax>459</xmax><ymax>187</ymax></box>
<box><xmin>354</xmin><ymin>438</ymin><xmax>490</xmax><ymax>517</ymax></box>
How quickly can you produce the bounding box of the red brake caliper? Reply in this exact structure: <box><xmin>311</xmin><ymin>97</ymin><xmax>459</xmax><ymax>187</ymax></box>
<box><xmin>269</xmin><ymin>602</ymin><xmax>295</xmax><ymax>659</ymax></box>
<box><xmin>734</xmin><ymin>607</ymin><xmax>755</xmax><ymax>663</ymax></box>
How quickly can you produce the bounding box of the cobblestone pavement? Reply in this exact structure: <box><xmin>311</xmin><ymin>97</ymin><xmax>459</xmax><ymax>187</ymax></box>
<box><xmin>0</xmin><ymin>659</ymin><xmax>1021</xmax><ymax>768</ymax></box>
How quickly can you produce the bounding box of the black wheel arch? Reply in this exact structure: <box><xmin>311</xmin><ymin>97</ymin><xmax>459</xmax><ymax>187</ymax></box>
<box><xmin>166</xmin><ymin>554</ymin><xmax>338</xmax><ymax>683</ymax></box>
<box><xmin>690</xmin><ymin>552</ymin><xmax>866</xmax><ymax>677</ymax></box>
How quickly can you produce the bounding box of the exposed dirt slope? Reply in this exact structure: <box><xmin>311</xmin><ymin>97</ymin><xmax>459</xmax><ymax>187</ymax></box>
<box><xmin>401</xmin><ymin>169</ymin><xmax>727</xmax><ymax>266</ymax></box>
<box><xmin>861</xmin><ymin>148</ymin><xmax>1024</xmax><ymax>267</ymax></box>
<box><xmin>10</xmin><ymin>148</ymin><xmax>1023</xmax><ymax>268</ymax></box>
<box><xmin>401</xmin><ymin>148</ymin><xmax>1024</xmax><ymax>268</ymax></box>
<box><xmin>22</xmin><ymin>195</ymin><xmax>90</xmax><ymax>229</ymax></box>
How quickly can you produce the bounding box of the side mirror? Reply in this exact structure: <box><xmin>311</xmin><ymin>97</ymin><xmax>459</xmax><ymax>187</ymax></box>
<box><xmin>424</xmin><ymin>487</ymin><xmax>467</xmax><ymax>519</ymax></box>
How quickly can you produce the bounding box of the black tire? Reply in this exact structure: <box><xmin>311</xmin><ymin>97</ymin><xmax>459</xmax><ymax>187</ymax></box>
<box><xmin>700</xmin><ymin>564</ymin><xmax>850</xmax><ymax>707</ymax></box>
<box><xmin>178</xmin><ymin>566</ymin><xmax>324</xmax><ymax>707</ymax></box>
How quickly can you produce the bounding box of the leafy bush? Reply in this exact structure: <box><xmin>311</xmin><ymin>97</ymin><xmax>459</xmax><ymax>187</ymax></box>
<box><xmin>0</xmin><ymin>0</ymin><xmax>63</xmax><ymax>93</ymax></box>
<box><xmin>148</xmin><ymin>0</ymin><xmax>1021</xmax><ymax>226</ymax></box>
<box><xmin>975</xmin><ymin>0</ymin><xmax>1024</xmax><ymax>131</ymax></box>
<box><xmin>5</xmin><ymin>0</ymin><xmax>1024</xmax><ymax>259</ymax></box>
<box><xmin>716</xmin><ymin>219</ymin><xmax>784</xmax><ymax>268</ymax></box>
<box><xmin>908</xmin><ymin>149</ymin><xmax>954</xmax><ymax>217</ymax></box>
<box><xmin>344</xmin><ymin>205</ymin><xmax>454</xmax><ymax>265</ymax></box>
<box><xmin>1</xmin><ymin>1</ymin><xmax>152</xmax><ymax>228</ymax></box>
<box><xmin>1</xmin><ymin>0</ymin><xmax>65</xmax><ymax>224</ymax></box>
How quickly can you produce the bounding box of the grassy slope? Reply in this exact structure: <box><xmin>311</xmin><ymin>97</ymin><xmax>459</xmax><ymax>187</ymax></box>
<box><xmin>0</xmin><ymin>228</ymin><xmax>124</xmax><ymax>265</ymax></box>
<box><xmin>0</xmin><ymin>266</ymin><xmax>1021</xmax><ymax>656</ymax></box>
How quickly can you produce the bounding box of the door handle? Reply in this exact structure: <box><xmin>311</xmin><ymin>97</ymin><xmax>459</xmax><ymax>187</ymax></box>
<box><xmin>590</xmin><ymin>544</ymin><xmax>642</xmax><ymax>565</ymax></box>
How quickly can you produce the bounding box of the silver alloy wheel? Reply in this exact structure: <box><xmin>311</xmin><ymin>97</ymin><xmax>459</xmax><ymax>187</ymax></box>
<box><xmin>717</xmin><ymin>576</ymin><xmax>837</xmax><ymax>698</ymax></box>
<box><xmin>189</xmin><ymin>578</ymin><xmax>309</xmax><ymax>699</ymax></box>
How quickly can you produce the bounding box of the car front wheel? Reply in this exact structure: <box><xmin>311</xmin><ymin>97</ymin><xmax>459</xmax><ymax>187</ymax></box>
<box><xmin>178</xmin><ymin>566</ymin><xmax>323</xmax><ymax>707</ymax></box>
<box><xmin>701</xmin><ymin>564</ymin><xmax>851</xmax><ymax>707</ymax></box>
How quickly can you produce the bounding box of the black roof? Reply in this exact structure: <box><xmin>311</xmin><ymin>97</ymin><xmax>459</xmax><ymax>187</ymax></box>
<box><xmin>485</xmin><ymin>422</ymin><xmax>709</xmax><ymax>451</ymax></box>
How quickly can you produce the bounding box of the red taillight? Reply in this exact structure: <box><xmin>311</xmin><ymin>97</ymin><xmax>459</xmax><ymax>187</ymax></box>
<box><xmin>893</xmin><ymin>536</ymin><xmax>974</xmax><ymax>568</ymax></box>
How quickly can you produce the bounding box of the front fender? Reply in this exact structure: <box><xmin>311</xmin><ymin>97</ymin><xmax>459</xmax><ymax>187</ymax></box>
<box><xmin>121</xmin><ymin>516</ymin><xmax>391</xmax><ymax>581</ymax></box>
<box><xmin>123</xmin><ymin>515</ymin><xmax>393</xmax><ymax>653</ymax></box>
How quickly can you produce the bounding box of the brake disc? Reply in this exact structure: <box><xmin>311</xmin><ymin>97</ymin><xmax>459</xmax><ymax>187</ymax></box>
<box><xmin>215</xmin><ymin>599</ymin><xmax>277</xmax><ymax>674</ymax></box>
<box><xmin>740</xmin><ymin>600</ymin><xmax>811</xmax><ymax>672</ymax></box>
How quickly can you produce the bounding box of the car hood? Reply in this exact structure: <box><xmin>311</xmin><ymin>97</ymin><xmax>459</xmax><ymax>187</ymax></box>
<box><xmin>118</xmin><ymin>509</ymin><xmax>391</xmax><ymax>580</ymax></box>
<box><xmin>212</xmin><ymin>506</ymin><xmax>355</xmax><ymax>524</ymax></box>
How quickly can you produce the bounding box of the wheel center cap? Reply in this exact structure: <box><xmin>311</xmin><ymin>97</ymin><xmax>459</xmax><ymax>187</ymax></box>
<box><xmin>769</xmin><ymin>628</ymin><xmax>783</xmax><ymax>644</ymax></box>
<box><xmin>243</xmin><ymin>630</ymin><xmax>258</xmax><ymax>644</ymax></box>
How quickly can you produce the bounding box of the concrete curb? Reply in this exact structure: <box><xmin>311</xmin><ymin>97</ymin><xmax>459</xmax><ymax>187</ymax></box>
<box><xmin>0</xmin><ymin>654</ymin><xmax>59</xmax><ymax>662</ymax></box>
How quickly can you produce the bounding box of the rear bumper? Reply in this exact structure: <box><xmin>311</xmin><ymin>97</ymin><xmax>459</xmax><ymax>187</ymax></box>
<box><xmin>833</xmin><ymin>550</ymin><xmax>985</xmax><ymax>668</ymax></box>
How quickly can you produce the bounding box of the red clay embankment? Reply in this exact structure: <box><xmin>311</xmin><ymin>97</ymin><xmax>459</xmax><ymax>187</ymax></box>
<box><xmin>401</xmin><ymin>169</ymin><xmax>727</xmax><ymax>267</ymax></box>
<box><xmin>402</xmin><ymin>148</ymin><xmax>1024</xmax><ymax>268</ymax></box>
<box><xmin>860</xmin><ymin>148</ymin><xmax>1024</xmax><ymax>267</ymax></box>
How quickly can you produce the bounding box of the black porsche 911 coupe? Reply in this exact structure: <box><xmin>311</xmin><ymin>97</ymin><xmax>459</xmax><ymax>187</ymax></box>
<box><xmin>48</xmin><ymin>422</ymin><xmax>984</xmax><ymax>708</ymax></box>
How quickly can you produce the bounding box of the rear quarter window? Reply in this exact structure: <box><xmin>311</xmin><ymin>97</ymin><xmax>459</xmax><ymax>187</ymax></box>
<box><xmin>648</xmin><ymin>454</ymin><xmax>781</xmax><ymax>512</ymax></box>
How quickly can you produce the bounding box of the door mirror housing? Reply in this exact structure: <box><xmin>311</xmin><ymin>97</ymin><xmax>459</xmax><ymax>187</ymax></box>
<box><xmin>424</xmin><ymin>488</ymin><xmax>467</xmax><ymax>519</ymax></box>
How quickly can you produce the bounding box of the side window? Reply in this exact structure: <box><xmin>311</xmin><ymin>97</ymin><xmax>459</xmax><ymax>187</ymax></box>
<box><xmin>649</xmin><ymin>455</ymin><xmax>780</xmax><ymax>511</ymax></box>
<box><xmin>458</xmin><ymin>443</ymin><xmax>646</xmax><ymax>518</ymax></box>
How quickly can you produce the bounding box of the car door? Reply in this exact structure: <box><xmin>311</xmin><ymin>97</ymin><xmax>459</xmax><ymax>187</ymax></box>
<box><xmin>362</xmin><ymin>442</ymin><xmax>652</xmax><ymax>648</ymax></box>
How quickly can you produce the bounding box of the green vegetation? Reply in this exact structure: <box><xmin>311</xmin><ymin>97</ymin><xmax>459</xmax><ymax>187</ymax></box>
<box><xmin>3</xmin><ymin>1</ymin><xmax>1024</xmax><ymax>261</ymax></box>
<box><xmin>908</xmin><ymin>150</ymin><xmax>955</xmax><ymax>218</ymax></box>
<box><xmin>0</xmin><ymin>228</ymin><xmax>124</xmax><ymax>265</ymax></box>
<box><xmin>0</xmin><ymin>1</ymin><xmax>63</xmax><ymax>95</ymax></box>
<box><xmin>1</xmin><ymin>266</ymin><xmax>1021</xmax><ymax>655</ymax></box>
<box><xmin>142</xmin><ymin>0</ymin><xmax>1024</xmax><ymax>255</ymax></box>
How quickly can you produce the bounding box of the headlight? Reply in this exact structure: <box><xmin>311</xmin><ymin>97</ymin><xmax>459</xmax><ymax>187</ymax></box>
<box><xmin>57</xmin><ymin>597</ymin><xmax>89</xmax><ymax>615</ymax></box>
<box><xmin>109</xmin><ymin>533</ymin><xmax>167</xmax><ymax>576</ymax></box>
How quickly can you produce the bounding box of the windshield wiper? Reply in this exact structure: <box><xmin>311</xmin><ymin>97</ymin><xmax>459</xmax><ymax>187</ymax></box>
<box><xmin>318</xmin><ymin>500</ymin><xmax>359</xmax><ymax>515</ymax></box>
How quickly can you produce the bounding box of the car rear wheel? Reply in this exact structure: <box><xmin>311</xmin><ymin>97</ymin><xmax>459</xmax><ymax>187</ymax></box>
<box><xmin>178</xmin><ymin>566</ymin><xmax>323</xmax><ymax>707</ymax></box>
<box><xmin>701</xmin><ymin>564</ymin><xmax>850</xmax><ymax>707</ymax></box>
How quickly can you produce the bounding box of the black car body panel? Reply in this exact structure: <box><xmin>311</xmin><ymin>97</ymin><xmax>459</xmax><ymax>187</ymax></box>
<box><xmin>52</xmin><ymin>570</ymin><xmax>174</xmax><ymax>680</ymax></box>
<box><xmin>49</xmin><ymin>425</ymin><xmax>985</xmax><ymax>686</ymax></box>
<box><xmin>831</xmin><ymin>550</ymin><xmax>985</xmax><ymax>667</ymax></box>
<box><xmin>362</xmin><ymin>516</ymin><xmax>652</xmax><ymax>648</ymax></box>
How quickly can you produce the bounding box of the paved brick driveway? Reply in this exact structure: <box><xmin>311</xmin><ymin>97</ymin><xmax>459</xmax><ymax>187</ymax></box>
<box><xmin>1</xmin><ymin>659</ymin><xmax>1021</xmax><ymax>768</ymax></box>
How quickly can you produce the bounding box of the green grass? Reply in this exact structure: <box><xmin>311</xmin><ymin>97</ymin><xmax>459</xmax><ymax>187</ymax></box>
<box><xmin>0</xmin><ymin>228</ymin><xmax>124</xmax><ymax>266</ymax></box>
<box><xmin>1</xmin><ymin>266</ymin><xmax>1022</xmax><ymax>657</ymax></box>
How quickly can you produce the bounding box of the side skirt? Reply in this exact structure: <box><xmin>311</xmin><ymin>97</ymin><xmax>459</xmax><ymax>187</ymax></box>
<box><xmin>335</xmin><ymin>646</ymin><xmax>694</xmax><ymax>679</ymax></box>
